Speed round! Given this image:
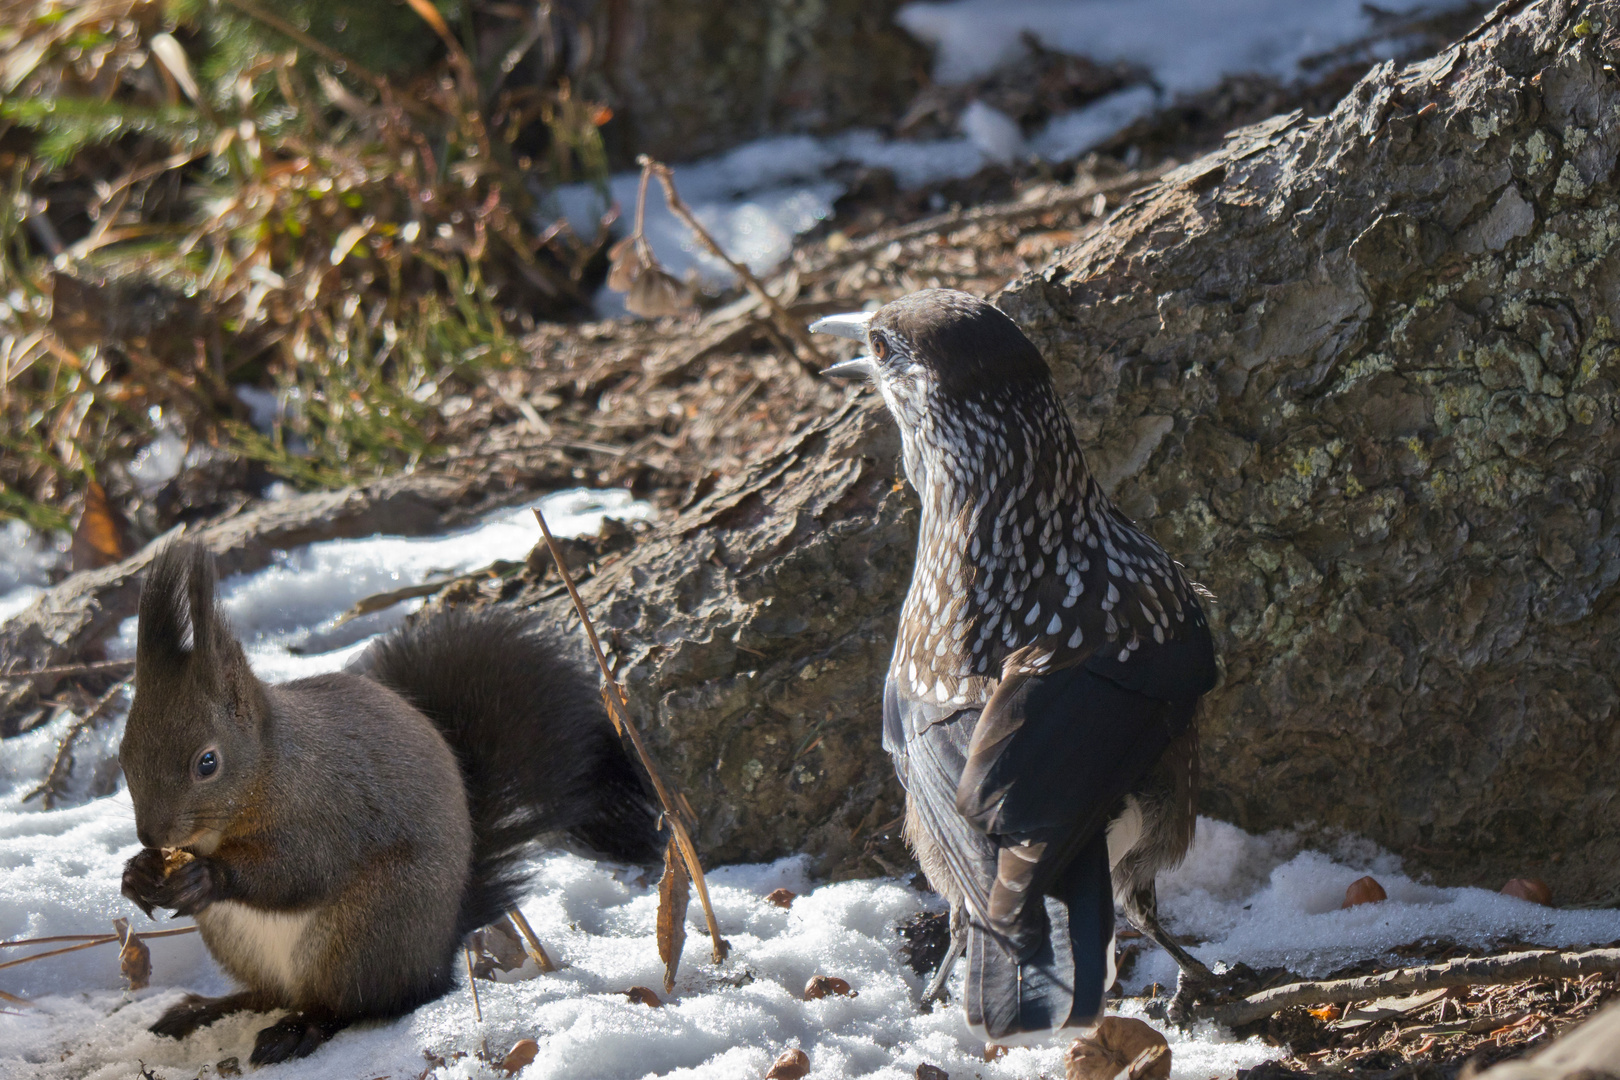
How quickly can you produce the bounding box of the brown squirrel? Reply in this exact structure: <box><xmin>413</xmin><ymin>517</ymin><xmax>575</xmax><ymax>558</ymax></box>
<box><xmin>118</xmin><ymin>540</ymin><xmax>658</xmax><ymax>1064</ymax></box>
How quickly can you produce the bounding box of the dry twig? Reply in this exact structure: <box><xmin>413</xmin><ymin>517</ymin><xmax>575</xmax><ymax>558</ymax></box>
<box><xmin>1199</xmin><ymin>947</ymin><xmax>1620</xmax><ymax>1029</ymax></box>
<box><xmin>533</xmin><ymin>508</ymin><xmax>728</xmax><ymax>971</ymax></box>
<box><xmin>23</xmin><ymin>678</ymin><xmax>132</xmax><ymax>810</ymax></box>
<box><xmin>0</xmin><ymin>926</ymin><xmax>198</xmax><ymax>973</ymax></box>
<box><xmin>505</xmin><ymin>907</ymin><xmax>558</xmax><ymax>973</ymax></box>
<box><xmin>636</xmin><ymin>157</ymin><xmax>829</xmax><ymax>369</ymax></box>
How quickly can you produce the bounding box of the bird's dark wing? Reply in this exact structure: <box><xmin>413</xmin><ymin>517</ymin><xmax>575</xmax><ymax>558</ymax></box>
<box><xmin>1082</xmin><ymin>588</ymin><xmax>1216</xmax><ymax>702</ymax></box>
<box><xmin>954</xmin><ymin>660</ymin><xmax>1197</xmax><ymax>937</ymax></box>
<box><xmin>886</xmin><ymin>677</ymin><xmax>996</xmax><ymax>917</ymax></box>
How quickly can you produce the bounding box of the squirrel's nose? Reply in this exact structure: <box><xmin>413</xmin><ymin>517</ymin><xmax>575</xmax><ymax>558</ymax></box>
<box><xmin>136</xmin><ymin>826</ymin><xmax>158</xmax><ymax>849</ymax></box>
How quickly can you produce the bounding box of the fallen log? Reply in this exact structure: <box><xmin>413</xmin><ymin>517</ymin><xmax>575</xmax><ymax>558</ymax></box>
<box><xmin>1195</xmin><ymin>947</ymin><xmax>1620</xmax><ymax>1029</ymax></box>
<box><xmin>0</xmin><ymin>473</ymin><xmax>481</xmax><ymax>733</ymax></box>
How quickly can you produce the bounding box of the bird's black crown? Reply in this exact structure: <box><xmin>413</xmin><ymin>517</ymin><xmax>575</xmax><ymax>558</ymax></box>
<box><xmin>870</xmin><ymin>290</ymin><xmax>1050</xmax><ymax>398</ymax></box>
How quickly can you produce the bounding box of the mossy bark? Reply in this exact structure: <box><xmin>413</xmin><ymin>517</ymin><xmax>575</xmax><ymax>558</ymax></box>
<box><xmin>553</xmin><ymin>0</ymin><xmax>1620</xmax><ymax>900</ymax></box>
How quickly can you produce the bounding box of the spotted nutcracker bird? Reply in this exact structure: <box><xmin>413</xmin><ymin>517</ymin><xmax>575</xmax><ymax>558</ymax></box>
<box><xmin>811</xmin><ymin>289</ymin><xmax>1217</xmax><ymax>1042</ymax></box>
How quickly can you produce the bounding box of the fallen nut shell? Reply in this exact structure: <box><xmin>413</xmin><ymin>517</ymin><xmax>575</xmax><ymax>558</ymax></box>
<box><xmin>1342</xmin><ymin>875</ymin><xmax>1387</xmax><ymax>908</ymax></box>
<box><xmin>983</xmin><ymin>1044</ymin><xmax>1009</xmax><ymax>1062</ymax></box>
<box><xmin>916</xmin><ymin>1065</ymin><xmax>949</xmax><ymax>1080</ymax></box>
<box><xmin>803</xmin><ymin>975</ymin><xmax>856</xmax><ymax>1000</ymax></box>
<box><xmin>766</xmin><ymin>888</ymin><xmax>797</xmax><ymax>908</ymax></box>
<box><xmin>1501</xmin><ymin>878</ymin><xmax>1554</xmax><ymax>906</ymax></box>
<box><xmin>625</xmin><ymin>986</ymin><xmax>663</xmax><ymax>1007</ymax></box>
<box><xmin>1066</xmin><ymin>1016</ymin><xmax>1171</xmax><ymax>1080</ymax></box>
<box><xmin>501</xmin><ymin>1038</ymin><xmax>539</xmax><ymax>1075</ymax></box>
<box><xmin>765</xmin><ymin>1048</ymin><xmax>810</xmax><ymax>1080</ymax></box>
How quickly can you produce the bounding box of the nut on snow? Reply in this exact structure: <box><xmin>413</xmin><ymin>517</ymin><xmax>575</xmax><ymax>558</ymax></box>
<box><xmin>1065</xmin><ymin>1017</ymin><xmax>1171</xmax><ymax>1080</ymax></box>
<box><xmin>1501</xmin><ymin>878</ymin><xmax>1554</xmax><ymax>906</ymax></box>
<box><xmin>1341</xmin><ymin>875</ymin><xmax>1387</xmax><ymax>908</ymax></box>
<box><xmin>803</xmin><ymin>975</ymin><xmax>856</xmax><ymax>1000</ymax></box>
<box><xmin>501</xmin><ymin>1039</ymin><xmax>539</xmax><ymax>1074</ymax></box>
<box><xmin>765</xmin><ymin>1048</ymin><xmax>810</xmax><ymax>1079</ymax></box>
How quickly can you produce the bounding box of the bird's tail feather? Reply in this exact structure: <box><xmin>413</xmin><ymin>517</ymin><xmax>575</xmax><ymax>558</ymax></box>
<box><xmin>964</xmin><ymin>834</ymin><xmax>1115</xmax><ymax>1041</ymax></box>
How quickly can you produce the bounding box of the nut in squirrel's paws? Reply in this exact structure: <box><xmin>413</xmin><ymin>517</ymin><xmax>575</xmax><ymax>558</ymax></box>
<box><xmin>122</xmin><ymin>847</ymin><xmax>212</xmax><ymax>918</ymax></box>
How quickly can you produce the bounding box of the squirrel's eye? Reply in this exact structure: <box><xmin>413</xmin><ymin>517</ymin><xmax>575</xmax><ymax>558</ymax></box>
<box><xmin>193</xmin><ymin>748</ymin><xmax>220</xmax><ymax>780</ymax></box>
<box><xmin>871</xmin><ymin>334</ymin><xmax>890</xmax><ymax>362</ymax></box>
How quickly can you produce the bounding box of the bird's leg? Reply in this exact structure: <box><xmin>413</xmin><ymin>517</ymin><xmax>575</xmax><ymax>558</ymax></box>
<box><xmin>1125</xmin><ymin>883</ymin><xmax>1214</xmax><ymax>985</ymax></box>
<box><xmin>921</xmin><ymin>907</ymin><xmax>967</xmax><ymax>1004</ymax></box>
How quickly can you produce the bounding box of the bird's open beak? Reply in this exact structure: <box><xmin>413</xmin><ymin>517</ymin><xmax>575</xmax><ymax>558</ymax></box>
<box><xmin>809</xmin><ymin>312</ymin><xmax>877</xmax><ymax>379</ymax></box>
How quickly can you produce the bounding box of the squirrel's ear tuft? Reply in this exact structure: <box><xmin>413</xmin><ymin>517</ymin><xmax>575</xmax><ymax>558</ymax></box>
<box><xmin>137</xmin><ymin>541</ymin><xmax>229</xmax><ymax>674</ymax></box>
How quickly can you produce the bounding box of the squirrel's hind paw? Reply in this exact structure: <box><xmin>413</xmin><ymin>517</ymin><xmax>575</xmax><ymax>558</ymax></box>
<box><xmin>251</xmin><ymin>1011</ymin><xmax>349</xmax><ymax>1065</ymax></box>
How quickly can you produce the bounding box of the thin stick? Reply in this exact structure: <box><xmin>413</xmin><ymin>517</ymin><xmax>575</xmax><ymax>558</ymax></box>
<box><xmin>23</xmin><ymin>679</ymin><xmax>132</xmax><ymax>810</ymax></box>
<box><xmin>637</xmin><ymin>157</ymin><xmax>828</xmax><ymax>369</ymax></box>
<box><xmin>506</xmin><ymin>908</ymin><xmax>557</xmax><ymax>973</ymax></box>
<box><xmin>0</xmin><ymin>925</ymin><xmax>199</xmax><ymax>966</ymax></box>
<box><xmin>533</xmin><ymin>508</ymin><xmax>728</xmax><ymax>964</ymax></box>
<box><xmin>464</xmin><ymin>947</ymin><xmax>483</xmax><ymax>1023</ymax></box>
<box><xmin>1198</xmin><ymin>946</ymin><xmax>1620</xmax><ymax>1029</ymax></box>
<box><xmin>0</xmin><ymin>658</ymin><xmax>135</xmax><ymax>683</ymax></box>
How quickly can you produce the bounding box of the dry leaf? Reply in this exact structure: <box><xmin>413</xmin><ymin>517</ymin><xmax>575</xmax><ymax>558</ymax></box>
<box><xmin>625</xmin><ymin>986</ymin><xmax>663</xmax><ymax>1007</ymax></box>
<box><xmin>500</xmin><ymin>1038</ymin><xmax>539</xmax><ymax>1075</ymax></box>
<box><xmin>71</xmin><ymin>481</ymin><xmax>130</xmax><ymax>572</ymax></box>
<box><xmin>1501</xmin><ymin>878</ymin><xmax>1554</xmax><ymax>906</ymax></box>
<box><xmin>765</xmin><ymin>1048</ymin><xmax>810</xmax><ymax>1080</ymax></box>
<box><xmin>803</xmin><ymin>975</ymin><xmax>856</xmax><ymax>1000</ymax></box>
<box><xmin>1342</xmin><ymin>875</ymin><xmax>1387</xmax><ymax>908</ymax></box>
<box><xmin>765</xmin><ymin>888</ymin><xmax>796</xmax><ymax>908</ymax></box>
<box><xmin>915</xmin><ymin>1066</ymin><xmax>948</xmax><ymax>1080</ymax></box>
<box><xmin>1307</xmin><ymin>1004</ymin><xmax>1342</xmax><ymax>1021</ymax></box>
<box><xmin>113</xmin><ymin>917</ymin><xmax>150</xmax><ymax>991</ymax></box>
<box><xmin>656</xmin><ymin>835</ymin><xmax>690</xmax><ymax>993</ymax></box>
<box><xmin>626</xmin><ymin>268</ymin><xmax>693</xmax><ymax>318</ymax></box>
<box><xmin>606</xmin><ymin>235</ymin><xmax>648</xmax><ymax>293</ymax></box>
<box><xmin>1065</xmin><ymin>1017</ymin><xmax>1170</xmax><ymax>1080</ymax></box>
<box><xmin>469</xmin><ymin>916</ymin><xmax>532</xmax><ymax>980</ymax></box>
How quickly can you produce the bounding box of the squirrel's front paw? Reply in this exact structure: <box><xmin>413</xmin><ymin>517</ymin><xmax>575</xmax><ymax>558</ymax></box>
<box><xmin>163</xmin><ymin>856</ymin><xmax>222</xmax><ymax>916</ymax></box>
<box><xmin>121</xmin><ymin>849</ymin><xmax>221</xmax><ymax>917</ymax></box>
<box><xmin>121</xmin><ymin>848</ymin><xmax>168</xmax><ymax>918</ymax></box>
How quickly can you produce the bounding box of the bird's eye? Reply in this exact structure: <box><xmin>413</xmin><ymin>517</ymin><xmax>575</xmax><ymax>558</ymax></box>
<box><xmin>193</xmin><ymin>748</ymin><xmax>220</xmax><ymax>781</ymax></box>
<box><xmin>871</xmin><ymin>334</ymin><xmax>890</xmax><ymax>362</ymax></box>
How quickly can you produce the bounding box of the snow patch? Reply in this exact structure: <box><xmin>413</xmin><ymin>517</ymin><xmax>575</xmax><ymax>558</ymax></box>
<box><xmin>897</xmin><ymin>0</ymin><xmax>1474</xmax><ymax>89</ymax></box>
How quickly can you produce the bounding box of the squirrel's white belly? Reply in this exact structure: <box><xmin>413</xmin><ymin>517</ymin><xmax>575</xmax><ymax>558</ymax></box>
<box><xmin>197</xmin><ymin>902</ymin><xmax>315</xmax><ymax>997</ymax></box>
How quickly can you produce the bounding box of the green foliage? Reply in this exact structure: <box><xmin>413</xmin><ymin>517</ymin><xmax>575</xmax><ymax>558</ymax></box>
<box><xmin>0</xmin><ymin>0</ymin><xmax>612</xmax><ymax>526</ymax></box>
<box><xmin>1</xmin><ymin>99</ymin><xmax>209</xmax><ymax>170</ymax></box>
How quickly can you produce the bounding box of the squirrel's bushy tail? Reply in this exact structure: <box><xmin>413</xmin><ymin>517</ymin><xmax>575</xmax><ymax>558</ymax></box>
<box><xmin>356</xmin><ymin>606</ymin><xmax>660</xmax><ymax>936</ymax></box>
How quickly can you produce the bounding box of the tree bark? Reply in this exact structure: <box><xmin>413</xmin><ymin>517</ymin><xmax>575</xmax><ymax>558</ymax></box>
<box><xmin>540</xmin><ymin>0</ymin><xmax>1620</xmax><ymax>899</ymax></box>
